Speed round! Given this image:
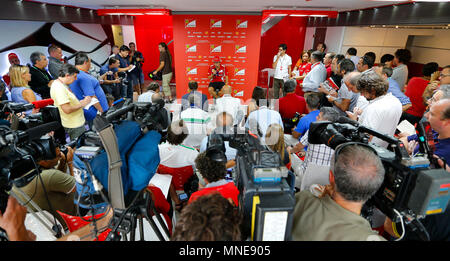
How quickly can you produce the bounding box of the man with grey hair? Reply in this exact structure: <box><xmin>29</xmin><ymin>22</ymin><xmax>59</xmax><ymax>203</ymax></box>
<box><xmin>348</xmin><ymin>70</ymin><xmax>402</xmax><ymax>148</ymax></box>
<box><xmin>200</xmin><ymin>111</ymin><xmax>237</xmax><ymax>168</ymax></box>
<box><xmin>301</xmin><ymin>51</ymin><xmax>327</xmax><ymax>94</ymax></box>
<box><xmin>28</xmin><ymin>51</ymin><xmax>53</xmax><ymax>99</ymax></box>
<box><xmin>292</xmin><ymin>143</ymin><xmax>386</xmax><ymax>241</ymax></box>
<box><xmin>380</xmin><ymin>66</ymin><xmax>411</xmax><ymax>112</ymax></box>
<box><xmin>344</xmin><ymin>71</ymin><xmax>369</xmax><ymax>114</ymax></box>
<box><xmin>279</xmin><ymin>79</ymin><xmax>306</xmax><ymax>136</ymax></box>
<box><xmin>290</xmin><ymin>107</ymin><xmax>339</xmax><ymax>190</ymax></box>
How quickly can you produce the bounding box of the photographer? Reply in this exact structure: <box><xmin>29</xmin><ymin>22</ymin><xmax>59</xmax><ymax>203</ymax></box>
<box><xmin>188</xmin><ymin>151</ymin><xmax>239</xmax><ymax>207</ymax></box>
<box><xmin>11</xmin><ymin>145</ymin><xmax>77</xmax><ymax>228</ymax></box>
<box><xmin>115</xmin><ymin>45</ymin><xmax>134</xmax><ymax>99</ymax></box>
<box><xmin>99</xmin><ymin>57</ymin><xmax>121</xmax><ymax>100</ymax></box>
<box><xmin>291</xmin><ymin>143</ymin><xmax>386</xmax><ymax>241</ymax></box>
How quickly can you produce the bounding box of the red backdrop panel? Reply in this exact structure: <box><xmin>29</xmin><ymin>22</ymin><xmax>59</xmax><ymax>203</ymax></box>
<box><xmin>172</xmin><ymin>14</ymin><xmax>262</xmax><ymax>101</ymax></box>
<box><xmin>259</xmin><ymin>16</ymin><xmax>308</xmax><ymax>73</ymax></box>
<box><xmin>134</xmin><ymin>15</ymin><xmax>174</xmax><ymax>80</ymax></box>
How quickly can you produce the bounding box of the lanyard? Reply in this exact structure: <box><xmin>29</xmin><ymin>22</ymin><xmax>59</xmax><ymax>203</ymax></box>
<box><xmin>33</xmin><ymin>66</ymin><xmax>50</xmax><ymax>82</ymax></box>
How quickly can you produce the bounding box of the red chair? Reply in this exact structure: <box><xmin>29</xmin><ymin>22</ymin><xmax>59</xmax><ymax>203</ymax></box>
<box><xmin>157</xmin><ymin>164</ymin><xmax>194</xmax><ymax>191</ymax></box>
<box><xmin>57</xmin><ymin>211</ymin><xmax>111</xmax><ymax>241</ymax></box>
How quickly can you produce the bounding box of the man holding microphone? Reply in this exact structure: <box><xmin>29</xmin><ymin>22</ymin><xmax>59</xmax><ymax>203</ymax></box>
<box><xmin>208</xmin><ymin>56</ymin><xmax>228</xmax><ymax>99</ymax></box>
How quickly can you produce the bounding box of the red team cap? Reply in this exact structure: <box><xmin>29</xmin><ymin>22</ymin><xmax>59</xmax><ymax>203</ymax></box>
<box><xmin>8</xmin><ymin>53</ymin><xmax>18</xmax><ymax>61</ymax></box>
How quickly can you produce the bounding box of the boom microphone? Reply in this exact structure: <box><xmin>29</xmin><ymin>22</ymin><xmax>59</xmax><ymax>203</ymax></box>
<box><xmin>31</xmin><ymin>99</ymin><xmax>54</xmax><ymax>109</ymax></box>
<box><xmin>24</xmin><ymin>121</ymin><xmax>62</xmax><ymax>141</ymax></box>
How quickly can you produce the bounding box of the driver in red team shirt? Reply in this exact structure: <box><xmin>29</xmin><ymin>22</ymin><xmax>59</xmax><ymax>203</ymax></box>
<box><xmin>208</xmin><ymin>56</ymin><xmax>228</xmax><ymax>99</ymax></box>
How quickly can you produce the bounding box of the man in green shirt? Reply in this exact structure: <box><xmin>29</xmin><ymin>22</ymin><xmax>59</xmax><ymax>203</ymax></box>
<box><xmin>292</xmin><ymin>143</ymin><xmax>386</xmax><ymax>241</ymax></box>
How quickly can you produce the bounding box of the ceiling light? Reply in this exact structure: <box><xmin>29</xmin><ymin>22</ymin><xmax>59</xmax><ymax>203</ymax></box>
<box><xmin>310</xmin><ymin>15</ymin><xmax>328</xmax><ymax>17</ymax></box>
<box><xmin>269</xmin><ymin>14</ymin><xmax>287</xmax><ymax>16</ymax></box>
<box><xmin>290</xmin><ymin>14</ymin><xmax>308</xmax><ymax>17</ymax></box>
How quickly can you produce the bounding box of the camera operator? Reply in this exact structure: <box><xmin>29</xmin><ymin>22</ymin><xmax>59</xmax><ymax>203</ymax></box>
<box><xmin>188</xmin><ymin>151</ymin><xmax>239</xmax><ymax>207</ymax></box>
<box><xmin>200</xmin><ymin>111</ymin><xmax>237</xmax><ymax>168</ymax></box>
<box><xmin>171</xmin><ymin>193</ymin><xmax>242</xmax><ymax>241</ymax></box>
<box><xmin>347</xmin><ymin>70</ymin><xmax>402</xmax><ymax>148</ymax></box>
<box><xmin>290</xmin><ymin>107</ymin><xmax>339</xmax><ymax>190</ymax></box>
<box><xmin>291</xmin><ymin>143</ymin><xmax>386</xmax><ymax>241</ymax></box>
<box><xmin>11</xmin><ymin>145</ymin><xmax>77</xmax><ymax>229</ymax></box>
<box><xmin>99</xmin><ymin>57</ymin><xmax>121</xmax><ymax>100</ymax></box>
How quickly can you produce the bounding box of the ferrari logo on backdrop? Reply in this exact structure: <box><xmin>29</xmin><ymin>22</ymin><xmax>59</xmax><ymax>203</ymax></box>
<box><xmin>236</xmin><ymin>20</ymin><xmax>248</xmax><ymax>29</ymax></box>
<box><xmin>235</xmin><ymin>45</ymin><xmax>247</xmax><ymax>53</ymax></box>
<box><xmin>210</xmin><ymin>19</ymin><xmax>222</xmax><ymax>28</ymax></box>
<box><xmin>210</xmin><ymin>44</ymin><xmax>222</xmax><ymax>53</ymax></box>
<box><xmin>185</xmin><ymin>19</ymin><xmax>196</xmax><ymax>28</ymax></box>
<box><xmin>186</xmin><ymin>44</ymin><xmax>197</xmax><ymax>53</ymax></box>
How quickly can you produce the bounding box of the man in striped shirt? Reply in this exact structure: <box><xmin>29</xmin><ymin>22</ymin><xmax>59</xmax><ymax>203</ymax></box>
<box><xmin>180</xmin><ymin>94</ymin><xmax>212</xmax><ymax>149</ymax></box>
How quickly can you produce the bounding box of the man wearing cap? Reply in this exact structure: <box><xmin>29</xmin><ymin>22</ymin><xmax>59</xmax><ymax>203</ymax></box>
<box><xmin>2</xmin><ymin>53</ymin><xmax>21</xmax><ymax>86</ymax></box>
<box><xmin>208</xmin><ymin>56</ymin><xmax>228</xmax><ymax>99</ymax></box>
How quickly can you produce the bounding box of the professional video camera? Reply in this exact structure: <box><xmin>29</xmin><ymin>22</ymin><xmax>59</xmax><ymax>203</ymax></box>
<box><xmin>207</xmin><ymin>126</ymin><xmax>295</xmax><ymax>241</ymax></box>
<box><xmin>0</xmin><ymin>100</ymin><xmax>66</xmax><ymax>145</ymax></box>
<box><xmin>308</xmin><ymin>116</ymin><xmax>450</xmax><ymax>240</ymax></box>
<box><xmin>0</xmin><ymin>121</ymin><xmax>61</xmax><ymax>214</ymax></box>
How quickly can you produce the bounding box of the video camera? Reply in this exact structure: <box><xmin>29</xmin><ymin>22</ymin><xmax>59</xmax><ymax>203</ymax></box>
<box><xmin>0</xmin><ymin>100</ymin><xmax>66</xmax><ymax>145</ymax></box>
<box><xmin>0</xmin><ymin>121</ymin><xmax>61</xmax><ymax>214</ymax></box>
<box><xmin>207</xmin><ymin>126</ymin><xmax>295</xmax><ymax>241</ymax></box>
<box><xmin>308</xmin><ymin>116</ymin><xmax>450</xmax><ymax>240</ymax></box>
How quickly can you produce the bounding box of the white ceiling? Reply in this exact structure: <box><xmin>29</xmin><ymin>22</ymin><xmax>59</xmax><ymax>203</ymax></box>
<box><xmin>33</xmin><ymin>0</ymin><xmax>414</xmax><ymax>12</ymax></box>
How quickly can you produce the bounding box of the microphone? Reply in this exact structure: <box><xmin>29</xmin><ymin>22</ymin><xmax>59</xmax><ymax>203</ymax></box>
<box><xmin>24</xmin><ymin>121</ymin><xmax>62</xmax><ymax>141</ymax></box>
<box><xmin>105</xmin><ymin>103</ymin><xmax>135</xmax><ymax>122</ymax></box>
<box><xmin>337</xmin><ymin>116</ymin><xmax>359</xmax><ymax>126</ymax></box>
<box><xmin>31</xmin><ymin>99</ymin><xmax>54</xmax><ymax>109</ymax></box>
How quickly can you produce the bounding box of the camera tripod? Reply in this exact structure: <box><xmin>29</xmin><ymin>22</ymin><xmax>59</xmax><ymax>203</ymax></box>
<box><xmin>105</xmin><ymin>189</ymin><xmax>171</xmax><ymax>241</ymax></box>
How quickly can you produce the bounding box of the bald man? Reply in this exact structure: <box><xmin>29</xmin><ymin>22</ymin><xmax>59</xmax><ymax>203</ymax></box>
<box><xmin>215</xmin><ymin>85</ymin><xmax>242</xmax><ymax>125</ymax></box>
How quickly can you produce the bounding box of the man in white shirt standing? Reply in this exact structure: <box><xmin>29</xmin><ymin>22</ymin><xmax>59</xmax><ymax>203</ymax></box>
<box><xmin>347</xmin><ymin>70</ymin><xmax>402</xmax><ymax>148</ymax></box>
<box><xmin>345</xmin><ymin>47</ymin><xmax>360</xmax><ymax>71</ymax></box>
<box><xmin>215</xmin><ymin>85</ymin><xmax>242</xmax><ymax>126</ymax></box>
<box><xmin>301</xmin><ymin>51</ymin><xmax>327</xmax><ymax>94</ymax></box>
<box><xmin>272</xmin><ymin>43</ymin><xmax>292</xmax><ymax>99</ymax></box>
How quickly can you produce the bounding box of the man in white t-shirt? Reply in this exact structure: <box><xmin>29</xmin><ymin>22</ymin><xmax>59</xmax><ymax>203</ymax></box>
<box><xmin>347</xmin><ymin>70</ymin><xmax>402</xmax><ymax>148</ymax></box>
<box><xmin>272</xmin><ymin>43</ymin><xmax>292</xmax><ymax>99</ymax></box>
<box><xmin>215</xmin><ymin>85</ymin><xmax>242</xmax><ymax>125</ymax></box>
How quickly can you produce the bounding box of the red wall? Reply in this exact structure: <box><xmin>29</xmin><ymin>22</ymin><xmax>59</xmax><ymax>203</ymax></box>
<box><xmin>134</xmin><ymin>15</ymin><xmax>174</xmax><ymax>80</ymax></box>
<box><xmin>258</xmin><ymin>16</ymin><xmax>308</xmax><ymax>86</ymax></box>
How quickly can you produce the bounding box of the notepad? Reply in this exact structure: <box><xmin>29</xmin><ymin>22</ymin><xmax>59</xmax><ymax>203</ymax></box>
<box><xmin>149</xmin><ymin>173</ymin><xmax>172</xmax><ymax>199</ymax></box>
<box><xmin>397</xmin><ymin>119</ymin><xmax>416</xmax><ymax>136</ymax></box>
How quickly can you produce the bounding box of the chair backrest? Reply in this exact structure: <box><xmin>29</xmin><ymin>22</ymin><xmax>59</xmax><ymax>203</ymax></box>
<box><xmin>56</xmin><ymin>210</ymin><xmax>111</xmax><ymax>241</ymax></box>
<box><xmin>157</xmin><ymin>164</ymin><xmax>194</xmax><ymax>191</ymax></box>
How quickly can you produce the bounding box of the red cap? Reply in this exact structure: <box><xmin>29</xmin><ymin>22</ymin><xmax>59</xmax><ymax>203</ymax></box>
<box><xmin>8</xmin><ymin>53</ymin><xmax>18</xmax><ymax>61</ymax></box>
<box><xmin>213</xmin><ymin>56</ymin><xmax>221</xmax><ymax>63</ymax></box>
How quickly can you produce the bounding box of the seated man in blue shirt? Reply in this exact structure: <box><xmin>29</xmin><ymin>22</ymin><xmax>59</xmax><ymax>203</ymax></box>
<box><xmin>99</xmin><ymin>57</ymin><xmax>121</xmax><ymax>100</ymax></box>
<box><xmin>70</xmin><ymin>52</ymin><xmax>109</xmax><ymax>123</ymax></box>
<box><xmin>181</xmin><ymin>81</ymin><xmax>208</xmax><ymax>112</ymax></box>
<box><xmin>380</xmin><ymin>66</ymin><xmax>412</xmax><ymax>112</ymax></box>
<box><xmin>292</xmin><ymin>93</ymin><xmax>321</xmax><ymax>140</ymax></box>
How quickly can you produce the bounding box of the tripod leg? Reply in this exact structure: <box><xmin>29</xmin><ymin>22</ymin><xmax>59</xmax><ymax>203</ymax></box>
<box><xmin>138</xmin><ymin>215</ymin><xmax>144</xmax><ymax>241</ymax></box>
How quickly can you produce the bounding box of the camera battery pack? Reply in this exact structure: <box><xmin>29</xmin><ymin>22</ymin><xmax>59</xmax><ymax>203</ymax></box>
<box><xmin>407</xmin><ymin>169</ymin><xmax>450</xmax><ymax>216</ymax></box>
